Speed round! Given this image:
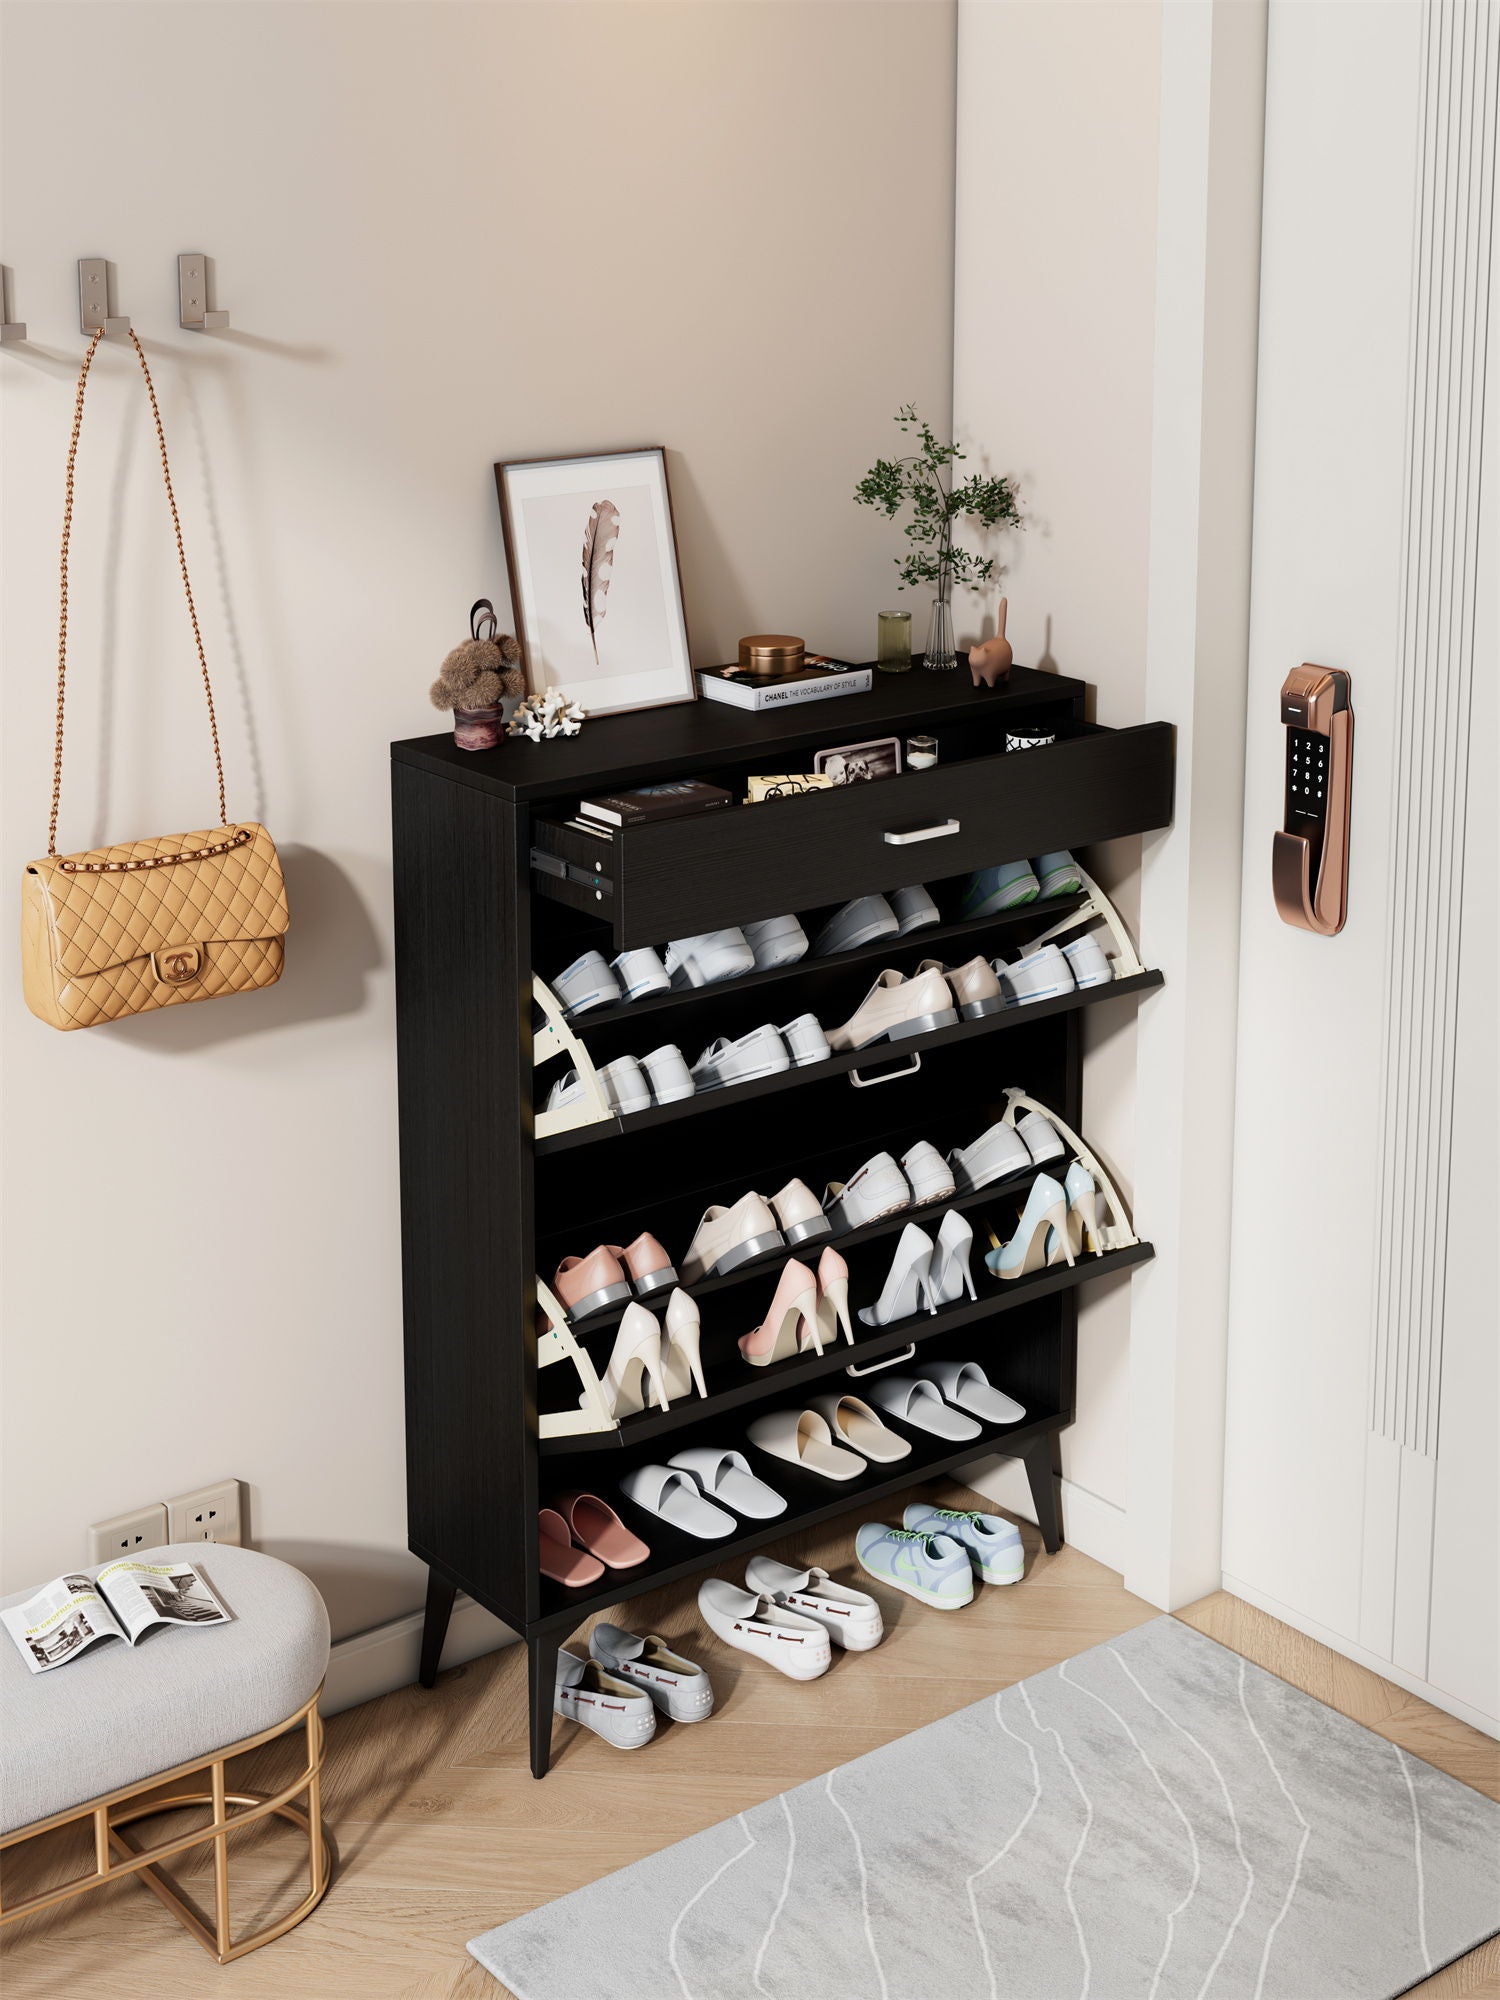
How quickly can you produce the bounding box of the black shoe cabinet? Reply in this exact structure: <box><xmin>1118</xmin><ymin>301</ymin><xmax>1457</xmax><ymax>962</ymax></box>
<box><xmin>391</xmin><ymin>665</ymin><xmax>1174</xmax><ymax>1776</ymax></box>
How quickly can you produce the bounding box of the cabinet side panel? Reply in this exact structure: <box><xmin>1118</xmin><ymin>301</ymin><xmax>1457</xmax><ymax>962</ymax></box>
<box><xmin>392</xmin><ymin>760</ymin><xmax>534</xmax><ymax>1625</ymax></box>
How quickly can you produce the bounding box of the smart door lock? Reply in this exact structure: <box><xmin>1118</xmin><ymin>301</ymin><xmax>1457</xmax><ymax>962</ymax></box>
<box><xmin>1272</xmin><ymin>663</ymin><xmax>1353</xmax><ymax>935</ymax></box>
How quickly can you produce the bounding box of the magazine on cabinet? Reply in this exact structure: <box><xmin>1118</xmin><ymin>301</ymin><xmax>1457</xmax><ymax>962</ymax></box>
<box><xmin>2</xmin><ymin>1560</ymin><xmax>231</xmax><ymax>1674</ymax></box>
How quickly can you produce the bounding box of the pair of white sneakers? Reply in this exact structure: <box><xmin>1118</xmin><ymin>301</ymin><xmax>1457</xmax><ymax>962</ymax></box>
<box><xmin>698</xmin><ymin>1556</ymin><xmax>882</xmax><ymax>1680</ymax></box>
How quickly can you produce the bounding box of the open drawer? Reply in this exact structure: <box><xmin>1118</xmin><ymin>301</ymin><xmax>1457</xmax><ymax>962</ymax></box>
<box><xmin>531</xmin><ymin>720</ymin><xmax>1175</xmax><ymax>948</ymax></box>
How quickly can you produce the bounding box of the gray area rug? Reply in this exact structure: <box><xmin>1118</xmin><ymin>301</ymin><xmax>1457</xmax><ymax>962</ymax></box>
<box><xmin>470</xmin><ymin>1615</ymin><xmax>1499</xmax><ymax>2000</ymax></box>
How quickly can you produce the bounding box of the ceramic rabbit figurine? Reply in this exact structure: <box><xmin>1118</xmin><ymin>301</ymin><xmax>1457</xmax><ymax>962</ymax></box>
<box><xmin>968</xmin><ymin>597</ymin><xmax>1013</xmax><ymax>687</ymax></box>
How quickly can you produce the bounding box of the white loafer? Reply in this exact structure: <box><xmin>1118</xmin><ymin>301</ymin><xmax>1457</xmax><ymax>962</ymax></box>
<box><xmin>1016</xmin><ymin>1108</ymin><xmax>1067</xmax><ymax>1164</ymax></box>
<box><xmin>667</xmin><ymin>1446</ymin><xmax>785</xmax><ymax>1520</ymax></box>
<box><xmin>1062</xmin><ymin>933</ymin><xmax>1114</xmax><ymax>988</ymax></box>
<box><xmin>825</xmin><ymin>967</ymin><xmax>957</xmax><ymax>1052</ymax></box>
<box><xmin>743</xmin><ymin>914</ymin><xmax>809</xmax><ymax>969</ymax></box>
<box><xmin>691</xmin><ymin>1024</ymin><xmax>790</xmax><ymax>1091</ymax></box>
<box><xmin>947</xmin><ymin>1119</ymin><xmax>1033</xmax><ymax>1193</ymax></box>
<box><xmin>610</xmin><ymin>947</ymin><xmax>671</xmax><ymax>1002</ymax></box>
<box><xmin>552</xmin><ymin>949</ymin><xmax>622</xmax><ymax>1018</ymax></box>
<box><xmin>681</xmin><ymin>1191</ymin><xmax>785</xmax><ymax>1284</ymax></box>
<box><xmin>780</xmin><ymin>1013</ymin><xmax>831</xmax><ymax>1066</ymax></box>
<box><xmin>589</xmin><ymin>1625</ymin><xmax>715</xmax><ymax>1721</ymax></box>
<box><xmin>890</xmin><ymin>883</ymin><xmax>941</xmax><ymax>936</ymax></box>
<box><xmin>744</xmin><ymin>1556</ymin><xmax>884</xmax><ymax>1651</ymax></box>
<box><xmin>747</xmin><ymin>1407</ymin><xmax>866</xmax><ymax>1481</ymax></box>
<box><xmin>546</xmin><ymin>1055</ymin><xmax>650</xmax><ymax>1117</ymax></box>
<box><xmin>665</xmin><ymin>929</ymin><xmax>756</xmax><ymax>989</ymax></box>
<box><xmin>697</xmin><ymin>1578</ymin><xmax>831</xmax><ymax>1680</ymax></box>
<box><xmin>823</xmin><ymin>1152</ymin><xmax>910</xmax><ymax>1233</ymax></box>
<box><xmin>554</xmin><ymin>1651</ymin><xmax>657</xmax><ymax>1749</ymax></box>
<box><xmin>619</xmin><ymin>1464</ymin><xmax>736</xmax><ymax>1539</ymax></box>
<box><xmin>901</xmin><ymin>1140</ymin><xmax>955</xmax><ymax>1206</ymax></box>
<box><xmin>995</xmin><ymin>942</ymin><xmax>1076</xmax><ymax>1008</ymax></box>
<box><xmin>639</xmin><ymin>1043</ymin><xmax>694</xmax><ymax>1104</ymax></box>
<box><xmin>814</xmin><ymin>894</ymin><xmax>900</xmax><ymax>956</ymax></box>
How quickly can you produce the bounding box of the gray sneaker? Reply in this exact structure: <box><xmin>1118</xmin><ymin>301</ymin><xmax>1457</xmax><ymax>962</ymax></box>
<box><xmin>589</xmin><ymin>1625</ymin><xmax>714</xmax><ymax>1722</ymax></box>
<box><xmin>854</xmin><ymin>1524</ymin><xmax>975</xmax><ymax>1609</ymax></box>
<box><xmin>554</xmin><ymin>1650</ymin><xmax>656</xmax><ymax>1749</ymax></box>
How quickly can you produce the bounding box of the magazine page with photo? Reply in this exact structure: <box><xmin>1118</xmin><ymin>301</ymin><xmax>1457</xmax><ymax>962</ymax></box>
<box><xmin>2</xmin><ymin>1560</ymin><xmax>231</xmax><ymax>1674</ymax></box>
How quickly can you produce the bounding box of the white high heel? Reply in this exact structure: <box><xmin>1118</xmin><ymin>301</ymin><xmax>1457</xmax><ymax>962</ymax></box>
<box><xmin>985</xmin><ymin>1174</ymin><xmax>1072</xmax><ymax>1281</ymax></box>
<box><xmin>858</xmin><ymin>1223</ymin><xmax>937</xmax><ymax>1328</ymax></box>
<box><xmin>928</xmin><ymin>1210</ymin><xmax>977</xmax><ymax>1306</ymax></box>
<box><xmin>659</xmin><ymin>1288</ymin><xmax>707</xmax><ymax>1400</ymax></box>
<box><xmin>594</xmin><ymin>1301</ymin><xmax>670</xmax><ymax>1416</ymax></box>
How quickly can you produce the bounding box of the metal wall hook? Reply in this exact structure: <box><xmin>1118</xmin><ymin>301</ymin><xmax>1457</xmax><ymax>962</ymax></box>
<box><xmin>78</xmin><ymin>259</ymin><xmax>129</xmax><ymax>336</ymax></box>
<box><xmin>1</xmin><ymin>266</ymin><xmax>25</xmax><ymax>344</ymax></box>
<box><xmin>178</xmin><ymin>253</ymin><xmax>229</xmax><ymax>331</ymax></box>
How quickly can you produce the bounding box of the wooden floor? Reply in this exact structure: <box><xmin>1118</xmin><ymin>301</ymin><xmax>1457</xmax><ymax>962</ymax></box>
<box><xmin>4</xmin><ymin>1478</ymin><xmax>1497</xmax><ymax>1999</ymax></box>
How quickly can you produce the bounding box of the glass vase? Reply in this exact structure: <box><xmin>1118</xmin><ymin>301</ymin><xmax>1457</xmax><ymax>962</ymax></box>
<box><xmin>876</xmin><ymin>609</ymin><xmax>913</xmax><ymax>674</ymax></box>
<box><xmin>923</xmin><ymin>595</ymin><xmax>957</xmax><ymax>672</ymax></box>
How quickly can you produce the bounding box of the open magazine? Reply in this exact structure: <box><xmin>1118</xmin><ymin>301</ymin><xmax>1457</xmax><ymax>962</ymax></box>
<box><xmin>2</xmin><ymin>1560</ymin><xmax>231</xmax><ymax>1674</ymax></box>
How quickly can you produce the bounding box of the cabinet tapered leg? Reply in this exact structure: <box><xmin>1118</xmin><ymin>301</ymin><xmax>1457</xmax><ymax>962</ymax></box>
<box><xmin>528</xmin><ymin>1634</ymin><xmax>558</xmax><ymax>1780</ymax></box>
<box><xmin>418</xmin><ymin>1569</ymin><xmax>457</xmax><ymax>1689</ymax></box>
<box><xmin>1022</xmin><ymin>1436</ymin><xmax>1064</xmax><ymax>1554</ymax></box>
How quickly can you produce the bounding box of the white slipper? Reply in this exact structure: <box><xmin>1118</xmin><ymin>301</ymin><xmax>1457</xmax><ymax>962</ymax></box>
<box><xmin>619</xmin><ymin>1464</ymin><xmax>736</xmax><ymax>1539</ymax></box>
<box><xmin>743</xmin><ymin>1556</ymin><xmax>884</xmax><ymax>1651</ymax></box>
<box><xmin>807</xmin><ymin>1393</ymin><xmax>911</xmax><ymax>1463</ymax></box>
<box><xmin>864</xmin><ymin>1375</ymin><xmax>982</xmax><ymax>1442</ymax></box>
<box><xmin>746</xmin><ymin>1407</ymin><xmax>866</xmax><ymax>1481</ymax></box>
<box><xmin>667</xmin><ymin>1446</ymin><xmax>785</xmax><ymax>1520</ymax></box>
<box><xmin>697</xmin><ymin>1578</ymin><xmax>831</xmax><ymax>1680</ymax></box>
<box><xmin>918</xmin><ymin>1361</ymin><xmax>1026</xmax><ymax>1426</ymax></box>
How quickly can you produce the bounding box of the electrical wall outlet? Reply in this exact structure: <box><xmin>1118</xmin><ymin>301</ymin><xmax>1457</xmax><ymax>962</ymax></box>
<box><xmin>88</xmin><ymin>1502</ymin><xmax>169</xmax><ymax>1565</ymax></box>
<box><xmin>165</xmin><ymin>1478</ymin><xmax>244</xmax><ymax>1546</ymax></box>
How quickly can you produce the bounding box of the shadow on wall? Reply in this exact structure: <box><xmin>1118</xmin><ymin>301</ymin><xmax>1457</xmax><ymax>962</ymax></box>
<box><xmin>103</xmin><ymin>843</ymin><xmax>382</xmax><ymax>1053</ymax></box>
<box><xmin>259</xmin><ymin>1539</ymin><xmax>426</xmax><ymax>1645</ymax></box>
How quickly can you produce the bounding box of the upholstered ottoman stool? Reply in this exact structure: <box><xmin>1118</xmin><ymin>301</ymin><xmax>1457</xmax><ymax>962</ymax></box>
<box><xmin>0</xmin><ymin>1543</ymin><xmax>331</xmax><ymax>1964</ymax></box>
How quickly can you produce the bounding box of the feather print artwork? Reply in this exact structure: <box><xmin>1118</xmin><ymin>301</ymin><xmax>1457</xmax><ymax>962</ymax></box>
<box><xmin>581</xmin><ymin>499</ymin><xmax>621</xmax><ymax>665</ymax></box>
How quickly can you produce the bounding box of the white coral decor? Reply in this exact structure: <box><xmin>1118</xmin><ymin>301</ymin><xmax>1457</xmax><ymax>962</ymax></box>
<box><xmin>507</xmin><ymin>689</ymin><xmax>586</xmax><ymax>741</ymax></box>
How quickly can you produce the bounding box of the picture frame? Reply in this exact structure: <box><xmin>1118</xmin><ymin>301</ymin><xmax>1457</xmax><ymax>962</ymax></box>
<box><xmin>494</xmin><ymin>447</ymin><xmax>696</xmax><ymax>719</ymax></box>
<box><xmin>813</xmin><ymin>736</ymin><xmax>904</xmax><ymax>785</ymax></box>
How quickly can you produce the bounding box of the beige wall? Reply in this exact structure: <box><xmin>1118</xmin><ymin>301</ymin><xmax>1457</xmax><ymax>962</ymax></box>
<box><xmin>954</xmin><ymin>0</ymin><xmax>1162</xmax><ymax>1538</ymax></box>
<box><xmin>0</xmin><ymin>0</ymin><xmax>956</xmax><ymax>1635</ymax></box>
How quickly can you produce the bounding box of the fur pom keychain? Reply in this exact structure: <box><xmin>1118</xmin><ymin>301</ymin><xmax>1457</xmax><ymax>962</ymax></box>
<box><xmin>430</xmin><ymin>600</ymin><xmax>526</xmax><ymax>749</ymax></box>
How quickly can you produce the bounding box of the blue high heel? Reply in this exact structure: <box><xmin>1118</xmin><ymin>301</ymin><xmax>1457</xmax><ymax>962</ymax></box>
<box><xmin>985</xmin><ymin>1174</ymin><xmax>1072</xmax><ymax>1281</ymax></box>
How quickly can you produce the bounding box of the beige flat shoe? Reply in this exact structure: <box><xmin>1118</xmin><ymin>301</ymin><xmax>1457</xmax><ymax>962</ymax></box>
<box><xmin>918</xmin><ymin>954</ymin><xmax>1004</xmax><ymax>1019</ymax></box>
<box><xmin>825</xmin><ymin>967</ymin><xmax>957</xmax><ymax>1053</ymax></box>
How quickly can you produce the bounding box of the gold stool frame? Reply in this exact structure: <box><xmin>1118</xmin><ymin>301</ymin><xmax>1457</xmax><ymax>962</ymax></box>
<box><xmin>0</xmin><ymin>1685</ymin><xmax>331</xmax><ymax>1965</ymax></box>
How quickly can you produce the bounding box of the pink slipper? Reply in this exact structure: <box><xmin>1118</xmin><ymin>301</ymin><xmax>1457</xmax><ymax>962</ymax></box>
<box><xmin>538</xmin><ymin>1508</ymin><xmax>604</xmax><ymax>1587</ymax></box>
<box><xmin>551</xmin><ymin>1490</ymin><xmax>649</xmax><ymax>1569</ymax></box>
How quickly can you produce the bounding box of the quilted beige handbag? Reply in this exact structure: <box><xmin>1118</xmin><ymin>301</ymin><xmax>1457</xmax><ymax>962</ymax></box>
<box><xmin>21</xmin><ymin>327</ymin><xmax>288</xmax><ymax>1031</ymax></box>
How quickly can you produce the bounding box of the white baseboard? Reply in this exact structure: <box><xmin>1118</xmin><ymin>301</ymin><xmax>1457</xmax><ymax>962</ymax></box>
<box><xmin>321</xmin><ymin>1594</ymin><xmax>516</xmax><ymax>1715</ymax></box>
<box><xmin>1221</xmin><ymin>1572</ymin><xmax>1500</xmax><ymax>1741</ymax></box>
<box><xmin>959</xmin><ymin>1454</ymin><xmax>1129</xmax><ymax>1576</ymax></box>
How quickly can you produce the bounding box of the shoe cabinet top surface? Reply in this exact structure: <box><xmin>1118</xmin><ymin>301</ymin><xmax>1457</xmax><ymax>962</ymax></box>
<box><xmin>391</xmin><ymin>664</ymin><xmax>1087</xmax><ymax>804</ymax></box>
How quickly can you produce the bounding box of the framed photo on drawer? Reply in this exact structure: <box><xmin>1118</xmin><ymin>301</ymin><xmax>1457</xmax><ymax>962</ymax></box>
<box><xmin>495</xmin><ymin>447</ymin><xmax>696</xmax><ymax>718</ymax></box>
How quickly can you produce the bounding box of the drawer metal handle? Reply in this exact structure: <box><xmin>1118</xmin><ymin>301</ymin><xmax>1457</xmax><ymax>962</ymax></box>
<box><xmin>884</xmin><ymin>819</ymin><xmax>961</xmax><ymax>846</ymax></box>
<box><xmin>846</xmin><ymin>1343</ymin><xmax>916</xmax><ymax>1378</ymax></box>
<box><xmin>848</xmin><ymin>1052</ymin><xmax>921</xmax><ymax>1089</ymax></box>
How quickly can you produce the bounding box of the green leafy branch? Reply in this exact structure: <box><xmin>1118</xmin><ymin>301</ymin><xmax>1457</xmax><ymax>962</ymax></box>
<box><xmin>854</xmin><ymin>404</ymin><xmax>1023</xmax><ymax>595</ymax></box>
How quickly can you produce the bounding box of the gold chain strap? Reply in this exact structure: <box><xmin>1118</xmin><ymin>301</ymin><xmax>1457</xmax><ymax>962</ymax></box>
<box><xmin>51</xmin><ymin>327</ymin><xmax>229</xmax><ymax>856</ymax></box>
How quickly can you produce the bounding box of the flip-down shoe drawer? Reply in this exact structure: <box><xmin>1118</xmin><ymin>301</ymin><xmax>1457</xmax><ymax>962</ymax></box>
<box><xmin>532</xmin><ymin>721</ymin><xmax>1174</xmax><ymax>949</ymax></box>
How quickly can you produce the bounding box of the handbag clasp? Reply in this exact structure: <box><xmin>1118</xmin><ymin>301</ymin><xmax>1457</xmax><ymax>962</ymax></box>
<box><xmin>152</xmin><ymin>944</ymin><xmax>203</xmax><ymax>986</ymax></box>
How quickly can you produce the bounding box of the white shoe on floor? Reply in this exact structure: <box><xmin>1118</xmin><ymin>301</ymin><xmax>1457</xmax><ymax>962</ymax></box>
<box><xmin>589</xmin><ymin>1625</ymin><xmax>715</xmax><ymax>1721</ymax></box>
<box><xmin>697</xmin><ymin>1578</ymin><xmax>832</xmax><ymax>1680</ymax></box>
<box><xmin>554</xmin><ymin>1651</ymin><xmax>657</xmax><ymax>1748</ymax></box>
<box><xmin>902</xmin><ymin>1140</ymin><xmax>955</xmax><ymax>1206</ymax></box>
<box><xmin>744</xmin><ymin>1556</ymin><xmax>884</xmax><ymax>1651</ymax></box>
<box><xmin>666</xmin><ymin>929</ymin><xmax>756</xmax><ymax>989</ymax></box>
<box><xmin>823</xmin><ymin>1152</ymin><xmax>910</xmax><ymax>1233</ymax></box>
<box><xmin>691</xmin><ymin>1024</ymin><xmax>790</xmax><ymax>1091</ymax></box>
<box><xmin>890</xmin><ymin>883</ymin><xmax>941</xmax><ymax>936</ymax></box>
<box><xmin>743</xmin><ymin>915</ymin><xmax>809</xmax><ymax>970</ymax></box>
<box><xmin>814</xmin><ymin>894</ymin><xmax>900</xmax><ymax>956</ymax></box>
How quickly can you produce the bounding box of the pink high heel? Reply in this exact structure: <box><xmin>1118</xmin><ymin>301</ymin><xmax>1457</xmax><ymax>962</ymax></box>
<box><xmin>739</xmin><ymin>1259</ymin><xmax>820</xmax><ymax>1367</ymax></box>
<box><xmin>815</xmin><ymin>1247</ymin><xmax>855</xmax><ymax>1347</ymax></box>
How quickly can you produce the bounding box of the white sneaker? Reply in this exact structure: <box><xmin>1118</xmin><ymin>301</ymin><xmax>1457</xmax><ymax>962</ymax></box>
<box><xmin>640</xmin><ymin>1043</ymin><xmax>694</xmax><ymax>1104</ymax></box>
<box><xmin>681</xmin><ymin>1191</ymin><xmax>785</xmax><ymax>1283</ymax></box>
<box><xmin>665</xmin><ymin>929</ymin><xmax>756</xmax><ymax>989</ymax></box>
<box><xmin>814</xmin><ymin>894</ymin><xmax>900</xmax><ymax>956</ymax></box>
<box><xmin>825</xmin><ymin>966</ymin><xmax>957</xmax><ymax>1052</ymax></box>
<box><xmin>610</xmin><ymin>947</ymin><xmax>671</xmax><ymax>1002</ymax></box>
<box><xmin>691</xmin><ymin>1024</ymin><xmax>790</xmax><ymax>1092</ymax></box>
<box><xmin>823</xmin><ymin>1151</ymin><xmax>910</xmax><ymax>1233</ymax></box>
<box><xmin>995</xmin><ymin>942</ymin><xmax>1076</xmax><ymax>1007</ymax></box>
<box><xmin>697</xmin><ymin>1578</ymin><xmax>831</xmax><ymax>1681</ymax></box>
<box><xmin>947</xmin><ymin>1118</ymin><xmax>1032</xmax><ymax>1192</ymax></box>
<box><xmin>552</xmin><ymin>949</ymin><xmax>622</xmax><ymax>1018</ymax></box>
<box><xmin>1062</xmin><ymin>933</ymin><xmax>1114</xmax><ymax>988</ymax></box>
<box><xmin>890</xmin><ymin>883</ymin><xmax>941</xmax><ymax>936</ymax></box>
<box><xmin>902</xmin><ymin>1140</ymin><xmax>955</xmax><ymax>1205</ymax></box>
<box><xmin>779</xmin><ymin>1013</ymin><xmax>831</xmax><ymax>1066</ymax></box>
<box><xmin>744</xmin><ymin>1556</ymin><xmax>883</xmax><ymax>1651</ymax></box>
<box><xmin>743</xmin><ymin>915</ymin><xmax>809</xmax><ymax>970</ymax></box>
<box><xmin>546</xmin><ymin>1054</ymin><xmax>650</xmax><ymax>1117</ymax></box>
